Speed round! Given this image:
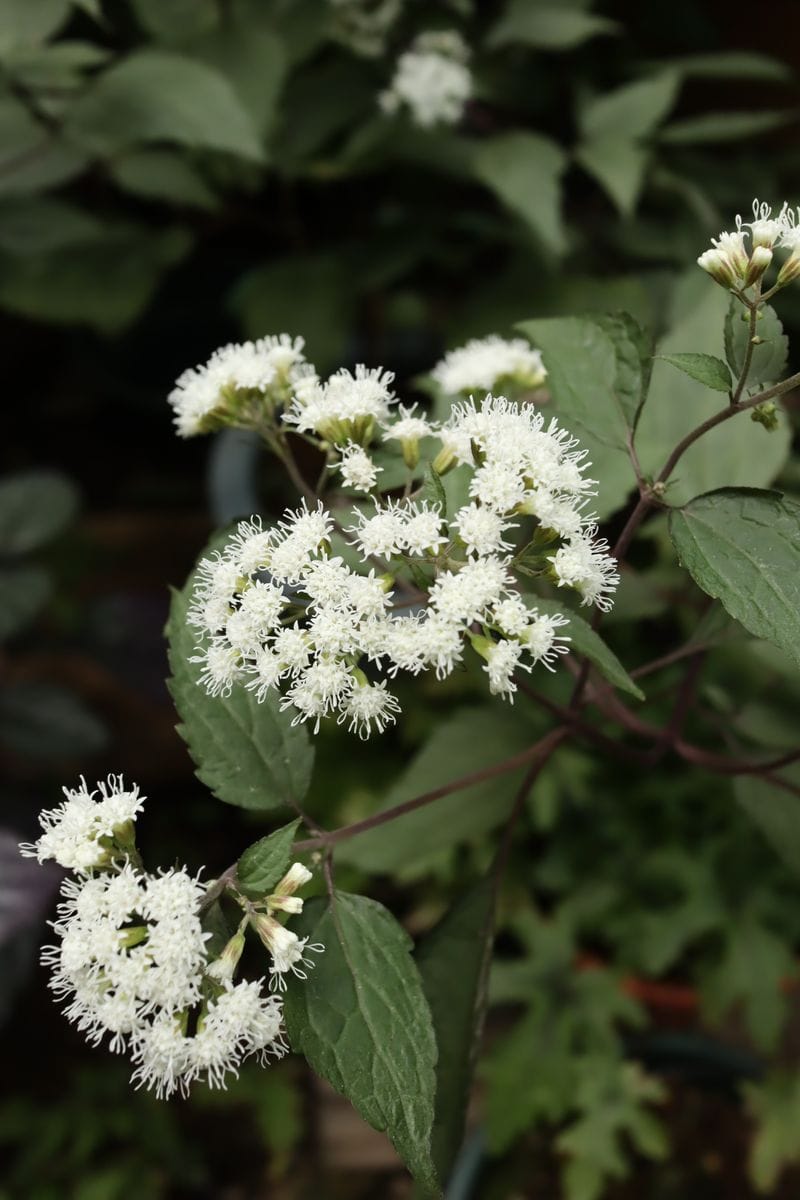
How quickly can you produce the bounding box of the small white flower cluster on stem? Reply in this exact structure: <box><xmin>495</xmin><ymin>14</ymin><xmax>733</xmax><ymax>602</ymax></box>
<box><xmin>698</xmin><ymin>199</ymin><xmax>800</xmax><ymax>292</ymax></box>
<box><xmin>430</xmin><ymin>335</ymin><xmax>548</xmax><ymax>396</ymax></box>
<box><xmin>23</xmin><ymin>778</ymin><xmax>319</xmax><ymax>1099</ymax></box>
<box><xmin>379</xmin><ymin>30</ymin><xmax>472</xmax><ymax>128</ymax></box>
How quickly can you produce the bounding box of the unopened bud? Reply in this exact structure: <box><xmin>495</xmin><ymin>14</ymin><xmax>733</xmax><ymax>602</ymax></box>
<box><xmin>751</xmin><ymin>402</ymin><xmax>779</xmax><ymax>432</ymax></box>
<box><xmin>777</xmin><ymin>248</ymin><xmax>800</xmax><ymax>288</ymax></box>
<box><xmin>432</xmin><ymin>444</ymin><xmax>457</xmax><ymax>475</ymax></box>
<box><xmin>206</xmin><ymin>927</ymin><xmax>246</xmax><ymax>986</ymax></box>
<box><xmin>744</xmin><ymin>245</ymin><xmax>773</xmax><ymax>286</ymax></box>
<box><xmin>697</xmin><ymin>249</ymin><xmax>736</xmax><ymax>289</ymax></box>
<box><xmin>272</xmin><ymin>862</ymin><xmax>313</xmax><ymax>897</ymax></box>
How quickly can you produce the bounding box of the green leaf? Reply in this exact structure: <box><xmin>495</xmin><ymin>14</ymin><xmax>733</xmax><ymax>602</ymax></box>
<box><xmin>423</xmin><ymin>464</ymin><xmax>447</xmax><ymax>517</ymax></box>
<box><xmin>531</xmin><ymin>597</ymin><xmax>644</xmax><ymax>700</ymax></box>
<box><xmin>488</xmin><ymin>2</ymin><xmax>618</xmax><ymax>50</ymax></box>
<box><xmin>335</xmin><ymin>707</ymin><xmax>535</xmax><ymax>875</ymax></box>
<box><xmin>129</xmin><ymin>0</ymin><xmax>219</xmax><ymax>40</ymax></box>
<box><xmin>416</xmin><ymin>879</ymin><xmax>495</xmax><ymax>1183</ymax></box>
<box><xmin>659</xmin><ymin>110</ymin><xmax>796</xmax><ymax>144</ymax></box>
<box><xmin>579</xmin><ymin>73</ymin><xmax>679</xmax><ymax>142</ymax></box>
<box><xmin>0</xmin><ymin>133</ymin><xmax>87</xmax><ymax>198</ymax></box>
<box><xmin>642</xmin><ymin>51</ymin><xmax>791</xmax><ymax>82</ymax></box>
<box><xmin>657</xmin><ymin>353</ymin><xmax>732</xmax><ymax>392</ymax></box>
<box><xmin>575</xmin><ymin>137</ymin><xmax>648</xmax><ymax>216</ymax></box>
<box><xmin>66</xmin><ymin>50</ymin><xmax>264</xmax><ymax>160</ymax></box>
<box><xmin>166</xmin><ymin>568</ymin><xmax>314</xmax><ymax>811</ymax></box>
<box><xmin>109</xmin><ymin>150</ymin><xmax>218</xmax><ymax>210</ymax></box>
<box><xmin>236</xmin><ymin>819</ymin><xmax>301</xmax><ymax>899</ymax></box>
<box><xmin>744</xmin><ymin>1071</ymin><xmax>800</xmax><ymax>1193</ymax></box>
<box><xmin>201</xmin><ymin>900</ymin><xmax>232</xmax><ymax>960</ymax></box>
<box><xmin>0</xmin><ymin>197</ymin><xmax>103</xmax><ymax>255</ymax></box>
<box><xmin>0</xmin><ymin>0</ymin><xmax>69</xmax><ymax>54</ymax></box>
<box><xmin>472</xmin><ymin>132</ymin><xmax>567</xmax><ymax>253</ymax></box>
<box><xmin>180</xmin><ymin>21</ymin><xmax>287</xmax><ymax>139</ymax></box>
<box><xmin>669</xmin><ymin>488</ymin><xmax>800</xmax><ymax>671</ymax></box>
<box><xmin>593</xmin><ymin>310</ymin><xmax>652</xmax><ymax>430</ymax></box>
<box><xmin>284</xmin><ymin>892</ymin><xmax>439</xmax><ymax>1194</ymax></box>
<box><xmin>0</xmin><ymin>565</ymin><xmax>50</xmax><ymax>640</ymax></box>
<box><xmin>0</xmin><ymin>470</ymin><xmax>79</xmax><ymax>555</ymax></box>
<box><xmin>2</xmin><ymin>41</ymin><xmax>110</xmax><ymax>91</ymax></box>
<box><xmin>734</xmin><ymin>768</ymin><xmax>800</xmax><ymax>877</ymax></box>
<box><xmin>724</xmin><ymin>299</ymin><xmax>788</xmax><ymax>394</ymax></box>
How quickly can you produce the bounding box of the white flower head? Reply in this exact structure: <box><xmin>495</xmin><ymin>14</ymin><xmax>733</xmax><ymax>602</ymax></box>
<box><xmin>379</xmin><ymin>29</ymin><xmax>472</xmax><ymax>129</ymax></box>
<box><xmin>283</xmin><ymin>364</ymin><xmax>395</xmax><ymax>443</ymax></box>
<box><xmin>431</xmin><ymin>335</ymin><xmax>547</xmax><ymax>396</ymax></box>
<box><xmin>335</xmin><ymin>442</ymin><xmax>383</xmax><ymax>492</ymax></box>
<box><xmin>20</xmin><ymin>776</ymin><xmax>144</xmax><ymax>872</ymax></box>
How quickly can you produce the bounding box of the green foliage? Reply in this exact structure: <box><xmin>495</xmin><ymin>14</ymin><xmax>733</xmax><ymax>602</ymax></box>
<box><xmin>657</xmin><ymin>352</ymin><xmax>732</xmax><ymax>392</ymax></box>
<box><xmin>472</xmin><ymin>132</ymin><xmax>567</xmax><ymax>253</ymax></box>
<box><xmin>669</xmin><ymin>489</ymin><xmax>800</xmax><ymax>670</ymax></box>
<box><xmin>744</xmin><ymin>1071</ymin><xmax>800</xmax><ymax>1193</ymax></box>
<box><xmin>166</xmin><ymin>568</ymin><xmax>314</xmax><ymax>810</ymax></box>
<box><xmin>237</xmin><ymin>819</ymin><xmax>302</xmax><ymax>898</ymax></box>
<box><xmin>284</xmin><ymin>891</ymin><xmax>439</xmax><ymax>1193</ymax></box>
<box><xmin>488</xmin><ymin>2</ymin><xmax>619</xmax><ymax>51</ymax></box>
<box><xmin>531</xmin><ymin>597</ymin><xmax>644</xmax><ymax>700</ymax></box>
<box><xmin>734</xmin><ymin>769</ymin><xmax>800</xmax><ymax>878</ymax></box>
<box><xmin>724</xmin><ymin>300</ymin><xmax>789</xmax><ymax>394</ymax></box>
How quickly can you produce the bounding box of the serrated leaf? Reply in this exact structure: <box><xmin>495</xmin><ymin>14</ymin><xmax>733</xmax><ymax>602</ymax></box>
<box><xmin>472</xmin><ymin>132</ymin><xmax>566</xmax><ymax>253</ymax></box>
<box><xmin>669</xmin><ymin>488</ymin><xmax>800</xmax><ymax>671</ymax></box>
<box><xmin>724</xmin><ymin>298</ymin><xmax>788</xmax><ymax>394</ymax></box>
<box><xmin>166</xmin><ymin>566</ymin><xmax>313</xmax><ymax>811</ymax></box>
<box><xmin>531</xmin><ymin>597</ymin><xmax>644</xmax><ymax>700</ymax></box>
<box><xmin>66</xmin><ymin>50</ymin><xmax>264</xmax><ymax>160</ymax></box>
<box><xmin>236</xmin><ymin>819</ymin><xmax>301</xmax><ymax>899</ymax></box>
<box><xmin>658</xmin><ymin>352</ymin><xmax>732</xmax><ymax>392</ymax></box>
<box><xmin>416</xmin><ymin>879</ymin><xmax>495</xmax><ymax>1183</ymax></box>
<box><xmin>593</xmin><ymin>311</ymin><xmax>652</xmax><ymax>429</ymax></box>
<box><xmin>734</xmin><ymin>768</ymin><xmax>800</xmax><ymax>877</ymax></box>
<box><xmin>284</xmin><ymin>892</ymin><xmax>439</xmax><ymax>1194</ymax></box>
<box><xmin>0</xmin><ymin>471</ymin><xmax>79</xmax><ymax>556</ymax></box>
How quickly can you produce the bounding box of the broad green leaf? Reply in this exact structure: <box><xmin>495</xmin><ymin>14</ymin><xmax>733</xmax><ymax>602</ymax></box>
<box><xmin>0</xmin><ymin>135</ymin><xmax>87</xmax><ymax>198</ymax></box>
<box><xmin>0</xmin><ymin>565</ymin><xmax>50</xmax><ymax>640</ymax></box>
<box><xmin>531</xmin><ymin>597</ymin><xmax>644</xmax><ymax>700</ymax></box>
<box><xmin>579</xmin><ymin>73</ymin><xmax>679</xmax><ymax>142</ymax></box>
<box><xmin>284</xmin><ymin>892</ymin><xmax>438</xmax><ymax>1194</ymax></box>
<box><xmin>166</xmin><ymin>570</ymin><xmax>313</xmax><ymax>811</ymax></box>
<box><xmin>659</xmin><ymin>110</ymin><xmax>796</xmax><ymax>144</ymax></box>
<box><xmin>575</xmin><ymin>137</ymin><xmax>648</xmax><ymax>216</ymax></box>
<box><xmin>0</xmin><ymin>0</ymin><xmax>69</xmax><ymax>54</ymax></box>
<box><xmin>200</xmin><ymin>900</ymin><xmax>231</xmax><ymax>959</ymax></box>
<box><xmin>236</xmin><ymin>819</ymin><xmax>301</xmax><ymax>899</ymax></box>
<box><xmin>0</xmin><ymin>470</ymin><xmax>79</xmax><ymax>554</ymax></box>
<box><xmin>335</xmin><ymin>707</ymin><xmax>535</xmax><ymax>875</ymax></box>
<box><xmin>669</xmin><ymin>489</ymin><xmax>800</xmax><ymax>671</ymax></box>
<box><xmin>0</xmin><ymin>96</ymin><xmax>48</xmax><ymax>170</ymax></box>
<box><xmin>635</xmin><ymin>272</ymin><xmax>790</xmax><ymax>502</ymax></box>
<box><xmin>416</xmin><ymin>879</ymin><xmax>495</xmax><ymax>1183</ymax></box>
<box><xmin>488</xmin><ymin>2</ymin><xmax>618</xmax><ymax>50</ymax></box>
<box><xmin>181</xmin><ymin>22</ymin><xmax>287</xmax><ymax>138</ymax></box>
<box><xmin>2</xmin><ymin>41</ymin><xmax>110</xmax><ymax>91</ymax></box>
<box><xmin>0</xmin><ymin>197</ymin><xmax>103</xmax><ymax>255</ymax></box>
<box><xmin>734</xmin><ymin>769</ymin><xmax>800</xmax><ymax>877</ymax></box>
<box><xmin>472</xmin><ymin>132</ymin><xmax>566</xmax><ymax>253</ymax></box>
<box><xmin>109</xmin><ymin>150</ymin><xmax>219</xmax><ymax>211</ymax></box>
<box><xmin>657</xmin><ymin>353</ymin><xmax>732</xmax><ymax>392</ymax></box>
<box><xmin>67</xmin><ymin>50</ymin><xmax>264</xmax><ymax>160</ymax></box>
<box><xmin>724</xmin><ymin>299</ymin><xmax>788</xmax><ymax>395</ymax></box>
<box><xmin>593</xmin><ymin>310</ymin><xmax>652</xmax><ymax>430</ymax></box>
<box><xmin>744</xmin><ymin>1071</ymin><xmax>800</xmax><ymax>1193</ymax></box>
<box><xmin>130</xmin><ymin>0</ymin><xmax>219</xmax><ymax>40</ymax></box>
<box><xmin>642</xmin><ymin>51</ymin><xmax>791</xmax><ymax>82</ymax></box>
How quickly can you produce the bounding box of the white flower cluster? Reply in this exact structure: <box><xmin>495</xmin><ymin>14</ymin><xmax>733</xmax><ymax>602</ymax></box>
<box><xmin>431</xmin><ymin>335</ymin><xmax>548</xmax><ymax>396</ymax></box>
<box><xmin>168</xmin><ymin>334</ymin><xmax>307</xmax><ymax>438</ymax></box>
<box><xmin>379</xmin><ymin>30</ymin><xmax>472</xmax><ymax>128</ymax></box>
<box><xmin>189</xmin><ymin>390</ymin><xmax>618</xmax><ymax>731</ymax></box>
<box><xmin>698</xmin><ymin>198</ymin><xmax>800</xmax><ymax>291</ymax></box>
<box><xmin>26</xmin><ymin>778</ymin><xmax>318</xmax><ymax>1099</ymax></box>
<box><xmin>283</xmin><ymin>364</ymin><xmax>396</xmax><ymax>444</ymax></box>
<box><xmin>20</xmin><ymin>776</ymin><xmax>143</xmax><ymax>872</ymax></box>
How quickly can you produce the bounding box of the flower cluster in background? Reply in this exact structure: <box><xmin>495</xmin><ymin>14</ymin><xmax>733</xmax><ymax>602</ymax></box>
<box><xmin>179</xmin><ymin>333</ymin><xmax>619</xmax><ymax>736</ymax></box>
<box><xmin>698</xmin><ymin>198</ymin><xmax>800</xmax><ymax>291</ymax></box>
<box><xmin>379</xmin><ymin>30</ymin><xmax>472</xmax><ymax>128</ymax></box>
<box><xmin>22</xmin><ymin>779</ymin><xmax>319</xmax><ymax>1098</ymax></box>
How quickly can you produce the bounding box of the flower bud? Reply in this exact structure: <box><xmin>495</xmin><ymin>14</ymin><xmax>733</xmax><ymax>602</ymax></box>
<box><xmin>751</xmin><ymin>402</ymin><xmax>779</xmax><ymax>432</ymax></box>
<box><xmin>432</xmin><ymin>444</ymin><xmax>458</xmax><ymax>475</ymax></box>
<box><xmin>271</xmin><ymin>862</ymin><xmax>313</xmax><ymax>897</ymax></box>
<box><xmin>777</xmin><ymin>248</ymin><xmax>800</xmax><ymax>288</ymax></box>
<box><xmin>697</xmin><ymin>248</ymin><xmax>736</xmax><ymax>288</ymax></box>
<box><xmin>252</xmin><ymin>913</ymin><xmax>305</xmax><ymax>974</ymax></box>
<box><xmin>206</xmin><ymin>927</ymin><xmax>246</xmax><ymax>986</ymax></box>
<box><xmin>744</xmin><ymin>245</ymin><xmax>773</xmax><ymax>286</ymax></box>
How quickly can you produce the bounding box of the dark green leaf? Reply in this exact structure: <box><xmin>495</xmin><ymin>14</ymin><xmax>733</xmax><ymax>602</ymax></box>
<box><xmin>236</xmin><ymin>819</ymin><xmax>301</xmax><ymax>899</ymax></box>
<box><xmin>166</xmin><ymin>568</ymin><xmax>314</xmax><ymax>811</ymax></box>
<box><xmin>593</xmin><ymin>310</ymin><xmax>652</xmax><ymax>429</ymax></box>
<box><xmin>109</xmin><ymin>150</ymin><xmax>219</xmax><ymax>210</ymax></box>
<box><xmin>579</xmin><ymin>73</ymin><xmax>679</xmax><ymax>141</ymax></box>
<box><xmin>734</xmin><ymin>768</ymin><xmax>800</xmax><ymax>877</ymax></box>
<box><xmin>472</xmin><ymin>132</ymin><xmax>567</xmax><ymax>253</ymax></box>
<box><xmin>724</xmin><ymin>299</ymin><xmax>788</xmax><ymax>394</ymax></box>
<box><xmin>129</xmin><ymin>0</ymin><xmax>219</xmax><ymax>40</ymax></box>
<box><xmin>416</xmin><ymin>879</ymin><xmax>495</xmax><ymax>1183</ymax></box>
<box><xmin>0</xmin><ymin>197</ymin><xmax>103</xmax><ymax>256</ymax></box>
<box><xmin>0</xmin><ymin>565</ymin><xmax>50</xmax><ymax>640</ymax></box>
<box><xmin>669</xmin><ymin>488</ymin><xmax>800</xmax><ymax>670</ymax></box>
<box><xmin>642</xmin><ymin>51</ymin><xmax>791</xmax><ymax>82</ymax></box>
<box><xmin>424</xmin><ymin>465</ymin><xmax>447</xmax><ymax>517</ymax></box>
<box><xmin>488</xmin><ymin>2</ymin><xmax>618</xmax><ymax>50</ymax></box>
<box><xmin>531</xmin><ymin>597</ymin><xmax>644</xmax><ymax>700</ymax></box>
<box><xmin>744</xmin><ymin>1071</ymin><xmax>800</xmax><ymax>1193</ymax></box>
<box><xmin>0</xmin><ymin>0</ymin><xmax>69</xmax><ymax>54</ymax></box>
<box><xmin>0</xmin><ymin>470</ymin><xmax>79</xmax><ymax>555</ymax></box>
<box><xmin>181</xmin><ymin>21</ymin><xmax>287</xmax><ymax>138</ymax></box>
<box><xmin>659</xmin><ymin>110</ymin><xmax>796</xmax><ymax>144</ymax></box>
<box><xmin>201</xmin><ymin>900</ymin><xmax>231</xmax><ymax>960</ymax></box>
<box><xmin>658</xmin><ymin>353</ymin><xmax>732</xmax><ymax>392</ymax></box>
<box><xmin>575</xmin><ymin>138</ymin><xmax>648</xmax><ymax>216</ymax></box>
<box><xmin>284</xmin><ymin>892</ymin><xmax>439</xmax><ymax>1194</ymax></box>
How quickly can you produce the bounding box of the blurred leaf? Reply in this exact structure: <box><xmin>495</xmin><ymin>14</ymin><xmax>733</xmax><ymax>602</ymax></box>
<box><xmin>575</xmin><ymin>137</ymin><xmax>648</xmax><ymax>216</ymax></box>
<box><xmin>417</xmin><ymin>878</ymin><xmax>495</xmax><ymax>1183</ymax></box>
<box><xmin>658</xmin><ymin>352</ymin><xmax>732</xmax><ymax>392</ymax></box>
<box><xmin>237</xmin><ymin>819</ymin><xmax>301</xmax><ymax>899</ymax></box>
<box><xmin>336</xmin><ymin>706</ymin><xmax>535</xmax><ymax>875</ymax></box>
<box><xmin>0</xmin><ymin>134</ymin><xmax>87</xmax><ymax>197</ymax></box>
<box><xmin>284</xmin><ymin>892</ymin><xmax>439</xmax><ymax>1194</ymax></box>
<box><xmin>744</xmin><ymin>1071</ymin><xmax>800</xmax><ymax>1193</ymax></box>
<box><xmin>0</xmin><ymin>682</ymin><xmax>107</xmax><ymax>757</ymax></box>
<box><xmin>109</xmin><ymin>149</ymin><xmax>219</xmax><ymax>210</ymax></box>
<box><xmin>67</xmin><ymin>50</ymin><xmax>264</xmax><ymax>160</ymax></box>
<box><xmin>579</xmin><ymin>73</ymin><xmax>679</xmax><ymax>141</ymax></box>
<box><xmin>0</xmin><ymin>197</ymin><xmax>103</xmax><ymax>255</ymax></box>
<box><xmin>2</xmin><ymin>41</ymin><xmax>110</xmax><ymax>90</ymax></box>
<box><xmin>182</xmin><ymin>21</ymin><xmax>287</xmax><ymax>138</ymax></box>
<box><xmin>531</xmin><ymin>597</ymin><xmax>644</xmax><ymax>700</ymax></box>
<box><xmin>273</xmin><ymin>57</ymin><xmax>374</xmax><ymax>163</ymax></box>
<box><xmin>0</xmin><ymin>470</ymin><xmax>79</xmax><ymax>554</ymax></box>
<box><xmin>166</xmin><ymin>573</ymin><xmax>314</xmax><ymax>811</ymax></box>
<box><xmin>0</xmin><ymin>0</ymin><xmax>69</xmax><ymax>54</ymax></box>
<box><xmin>130</xmin><ymin>0</ymin><xmax>219</xmax><ymax>40</ymax></box>
<box><xmin>642</xmin><ymin>51</ymin><xmax>792</xmax><ymax>82</ymax></box>
<box><xmin>724</xmin><ymin>299</ymin><xmax>788</xmax><ymax>394</ymax></box>
<box><xmin>734</xmin><ymin>768</ymin><xmax>800</xmax><ymax>877</ymax></box>
<box><xmin>669</xmin><ymin>489</ymin><xmax>800</xmax><ymax>671</ymax></box>
<box><xmin>488</xmin><ymin>2</ymin><xmax>618</xmax><ymax>50</ymax></box>
<box><xmin>472</xmin><ymin>132</ymin><xmax>566</xmax><ymax>253</ymax></box>
<box><xmin>0</xmin><ymin>565</ymin><xmax>51</xmax><ymax>640</ymax></box>
<box><xmin>660</xmin><ymin>110</ymin><xmax>797</xmax><ymax>144</ymax></box>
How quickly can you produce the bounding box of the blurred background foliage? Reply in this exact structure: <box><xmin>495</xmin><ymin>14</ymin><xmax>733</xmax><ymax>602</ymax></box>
<box><xmin>3</xmin><ymin>0</ymin><xmax>800</xmax><ymax>1196</ymax></box>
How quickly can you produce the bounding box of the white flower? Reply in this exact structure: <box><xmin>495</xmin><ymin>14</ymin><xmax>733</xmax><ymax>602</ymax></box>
<box><xmin>454</xmin><ymin>502</ymin><xmax>516</xmax><ymax>557</ymax></box>
<box><xmin>417</xmin><ymin>613</ymin><xmax>464</xmax><ymax>679</ymax></box>
<box><xmin>20</xmin><ymin>776</ymin><xmax>144</xmax><ymax>872</ymax></box>
<box><xmin>168</xmin><ymin>335</ymin><xmax>307</xmax><ymax>437</ymax></box>
<box><xmin>336</xmin><ymin>442</ymin><xmax>383</xmax><ymax>492</ymax></box>
<box><xmin>483</xmin><ymin>638</ymin><xmax>526</xmax><ymax>698</ymax></box>
<box><xmin>431</xmin><ymin>335</ymin><xmax>547</xmax><ymax>395</ymax></box>
<box><xmin>348</xmin><ymin>502</ymin><xmax>407</xmax><ymax>558</ymax></box>
<box><xmin>429</xmin><ymin>556</ymin><xmax>514</xmax><ymax>625</ymax></box>
<box><xmin>549</xmin><ymin>532</ymin><xmax>620</xmax><ymax>612</ymax></box>
<box><xmin>379</xmin><ymin>30</ymin><xmax>472</xmax><ymax>129</ymax></box>
<box><xmin>383</xmin><ymin>404</ymin><xmax>432</xmax><ymax>445</ymax></box>
<box><xmin>254</xmin><ymin>914</ymin><xmax>323</xmax><ymax>991</ymax></box>
<box><xmin>521</xmin><ymin>611</ymin><xmax>571</xmax><ymax>669</ymax></box>
<box><xmin>402</xmin><ymin>501</ymin><xmax>448</xmax><ymax>555</ymax></box>
<box><xmin>283</xmin><ymin>365</ymin><xmax>395</xmax><ymax>440</ymax></box>
<box><xmin>339</xmin><ymin>679</ymin><xmax>401</xmax><ymax>738</ymax></box>
<box><xmin>190</xmin><ymin>638</ymin><xmax>242</xmax><ymax>697</ymax></box>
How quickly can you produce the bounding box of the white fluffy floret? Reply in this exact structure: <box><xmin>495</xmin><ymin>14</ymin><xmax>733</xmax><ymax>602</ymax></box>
<box><xmin>549</xmin><ymin>530</ymin><xmax>620</xmax><ymax>612</ymax></box>
<box><xmin>283</xmin><ymin>364</ymin><xmax>395</xmax><ymax>440</ymax></box>
<box><xmin>168</xmin><ymin>335</ymin><xmax>306</xmax><ymax>437</ymax></box>
<box><xmin>20</xmin><ymin>776</ymin><xmax>144</xmax><ymax>872</ymax></box>
<box><xmin>431</xmin><ymin>335</ymin><xmax>547</xmax><ymax>395</ymax></box>
<box><xmin>379</xmin><ymin>30</ymin><xmax>472</xmax><ymax>128</ymax></box>
<box><xmin>336</xmin><ymin>442</ymin><xmax>383</xmax><ymax>492</ymax></box>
